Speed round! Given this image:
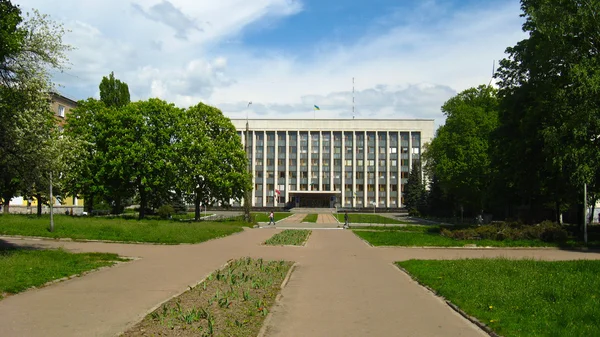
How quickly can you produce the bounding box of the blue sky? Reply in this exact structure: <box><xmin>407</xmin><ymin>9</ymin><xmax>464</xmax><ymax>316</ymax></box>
<box><xmin>15</xmin><ymin>0</ymin><xmax>526</xmax><ymax>126</ymax></box>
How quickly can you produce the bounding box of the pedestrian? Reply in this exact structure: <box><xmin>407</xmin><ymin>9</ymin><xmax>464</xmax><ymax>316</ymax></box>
<box><xmin>344</xmin><ymin>211</ymin><xmax>349</xmax><ymax>229</ymax></box>
<box><xmin>269</xmin><ymin>211</ymin><xmax>275</xmax><ymax>226</ymax></box>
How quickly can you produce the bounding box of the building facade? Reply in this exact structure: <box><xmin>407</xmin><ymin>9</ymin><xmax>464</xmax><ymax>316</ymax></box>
<box><xmin>231</xmin><ymin>119</ymin><xmax>435</xmax><ymax>209</ymax></box>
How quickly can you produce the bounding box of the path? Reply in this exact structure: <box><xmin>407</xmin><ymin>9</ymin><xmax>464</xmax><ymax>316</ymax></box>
<box><xmin>1</xmin><ymin>226</ymin><xmax>600</xmax><ymax>336</ymax></box>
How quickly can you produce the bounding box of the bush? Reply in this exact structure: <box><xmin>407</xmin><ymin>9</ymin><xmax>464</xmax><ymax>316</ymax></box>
<box><xmin>157</xmin><ymin>205</ymin><xmax>175</xmax><ymax>219</ymax></box>
<box><xmin>442</xmin><ymin>221</ymin><xmax>568</xmax><ymax>243</ymax></box>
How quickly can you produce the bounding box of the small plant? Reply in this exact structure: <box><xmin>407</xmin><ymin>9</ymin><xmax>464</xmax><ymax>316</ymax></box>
<box><xmin>265</xmin><ymin>229</ymin><xmax>311</xmax><ymax>246</ymax></box>
<box><xmin>157</xmin><ymin>205</ymin><xmax>175</xmax><ymax>219</ymax></box>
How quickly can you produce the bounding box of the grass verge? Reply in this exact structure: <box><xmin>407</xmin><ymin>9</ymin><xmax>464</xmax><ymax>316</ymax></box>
<box><xmin>264</xmin><ymin>230</ymin><xmax>311</xmax><ymax>246</ymax></box>
<box><xmin>396</xmin><ymin>259</ymin><xmax>600</xmax><ymax>337</ymax></box>
<box><xmin>0</xmin><ymin>214</ymin><xmax>248</xmax><ymax>244</ymax></box>
<box><xmin>302</xmin><ymin>214</ymin><xmax>318</xmax><ymax>223</ymax></box>
<box><xmin>123</xmin><ymin>257</ymin><xmax>293</xmax><ymax>337</ymax></box>
<box><xmin>252</xmin><ymin>212</ymin><xmax>292</xmax><ymax>223</ymax></box>
<box><xmin>334</xmin><ymin>213</ymin><xmax>410</xmax><ymax>224</ymax></box>
<box><xmin>0</xmin><ymin>248</ymin><xmax>125</xmax><ymax>299</ymax></box>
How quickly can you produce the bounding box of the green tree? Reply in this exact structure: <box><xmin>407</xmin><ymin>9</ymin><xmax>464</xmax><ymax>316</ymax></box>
<box><xmin>175</xmin><ymin>103</ymin><xmax>251</xmax><ymax>221</ymax></box>
<box><xmin>99</xmin><ymin>71</ymin><xmax>130</xmax><ymax>108</ymax></box>
<box><xmin>0</xmin><ymin>0</ymin><xmax>25</xmax><ymax>65</ymax></box>
<box><xmin>424</xmin><ymin>85</ymin><xmax>499</xmax><ymax>216</ymax></box>
<box><xmin>404</xmin><ymin>163</ymin><xmax>425</xmax><ymax>216</ymax></box>
<box><xmin>494</xmin><ymin>0</ymin><xmax>600</xmax><ymax>224</ymax></box>
<box><xmin>0</xmin><ymin>8</ymin><xmax>70</xmax><ymax>213</ymax></box>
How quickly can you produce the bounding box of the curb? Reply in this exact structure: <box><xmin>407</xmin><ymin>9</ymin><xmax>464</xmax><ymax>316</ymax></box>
<box><xmin>393</xmin><ymin>264</ymin><xmax>501</xmax><ymax>337</ymax></box>
<box><xmin>257</xmin><ymin>262</ymin><xmax>297</xmax><ymax>337</ymax></box>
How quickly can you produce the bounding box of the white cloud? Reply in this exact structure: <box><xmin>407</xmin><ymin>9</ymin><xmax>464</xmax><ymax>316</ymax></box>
<box><xmin>17</xmin><ymin>0</ymin><xmax>526</xmax><ymax>128</ymax></box>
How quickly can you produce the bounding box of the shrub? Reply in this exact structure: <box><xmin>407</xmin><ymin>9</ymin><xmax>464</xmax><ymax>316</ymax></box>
<box><xmin>442</xmin><ymin>221</ymin><xmax>568</xmax><ymax>243</ymax></box>
<box><xmin>157</xmin><ymin>205</ymin><xmax>175</xmax><ymax>219</ymax></box>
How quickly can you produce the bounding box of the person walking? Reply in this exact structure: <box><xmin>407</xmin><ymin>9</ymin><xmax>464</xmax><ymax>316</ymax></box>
<box><xmin>268</xmin><ymin>211</ymin><xmax>275</xmax><ymax>226</ymax></box>
<box><xmin>344</xmin><ymin>211</ymin><xmax>349</xmax><ymax>229</ymax></box>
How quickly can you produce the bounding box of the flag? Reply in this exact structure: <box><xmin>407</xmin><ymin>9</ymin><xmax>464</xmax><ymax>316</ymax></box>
<box><xmin>275</xmin><ymin>189</ymin><xmax>280</xmax><ymax>195</ymax></box>
<box><xmin>314</xmin><ymin>105</ymin><xmax>320</xmax><ymax>110</ymax></box>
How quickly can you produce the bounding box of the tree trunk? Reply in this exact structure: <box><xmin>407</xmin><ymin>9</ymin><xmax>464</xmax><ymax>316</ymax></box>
<box><xmin>112</xmin><ymin>195</ymin><xmax>122</xmax><ymax>215</ymax></box>
<box><xmin>2</xmin><ymin>198</ymin><xmax>9</xmax><ymax>214</ymax></box>
<box><xmin>139</xmin><ymin>187</ymin><xmax>147</xmax><ymax>220</ymax></box>
<box><xmin>555</xmin><ymin>201</ymin><xmax>561</xmax><ymax>225</ymax></box>
<box><xmin>194</xmin><ymin>192</ymin><xmax>201</xmax><ymax>221</ymax></box>
<box><xmin>588</xmin><ymin>196</ymin><xmax>597</xmax><ymax>225</ymax></box>
<box><xmin>86</xmin><ymin>193</ymin><xmax>94</xmax><ymax>214</ymax></box>
<box><xmin>36</xmin><ymin>193</ymin><xmax>42</xmax><ymax>217</ymax></box>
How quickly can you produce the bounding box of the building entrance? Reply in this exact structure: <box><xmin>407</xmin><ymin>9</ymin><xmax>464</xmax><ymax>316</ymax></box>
<box><xmin>290</xmin><ymin>193</ymin><xmax>340</xmax><ymax>208</ymax></box>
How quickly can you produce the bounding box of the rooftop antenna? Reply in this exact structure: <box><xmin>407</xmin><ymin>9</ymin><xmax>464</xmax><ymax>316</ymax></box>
<box><xmin>246</xmin><ymin>101</ymin><xmax>252</xmax><ymax>121</ymax></box>
<box><xmin>352</xmin><ymin>77</ymin><xmax>355</xmax><ymax>119</ymax></box>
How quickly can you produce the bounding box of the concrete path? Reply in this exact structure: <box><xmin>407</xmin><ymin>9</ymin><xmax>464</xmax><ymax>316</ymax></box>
<box><xmin>1</xmin><ymin>228</ymin><xmax>600</xmax><ymax>337</ymax></box>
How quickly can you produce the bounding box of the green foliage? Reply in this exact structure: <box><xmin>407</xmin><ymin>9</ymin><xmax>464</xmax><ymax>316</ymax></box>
<box><xmin>264</xmin><ymin>230</ymin><xmax>311</xmax><ymax>246</ymax></box>
<box><xmin>440</xmin><ymin>221</ymin><xmax>568</xmax><ymax>242</ymax></box>
<box><xmin>404</xmin><ymin>164</ymin><xmax>426</xmax><ymax>216</ymax></box>
<box><xmin>397</xmin><ymin>259</ymin><xmax>600</xmax><ymax>337</ymax></box>
<box><xmin>0</xmin><ymin>214</ymin><xmax>247</xmax><ymax>244</ymax></box>
<box><xmin>157</xmin><ymin>204</ymin><xmax>175</xmax><ymax>219</ymax></box>
<box><xmin>333</xmin><ymin>213</ymin><xmax>409</xmax><ymax>224</ymax></box>
<box><xmin>175</xmin><ymin>103</ymin><xmax>251</xmax><ymax>221</ymax></box>
<box><xmin>0</xmin><ymin>248</ymin><xmax>123</xmax><ymax>298</ymax></box>
<box><xmin>0</xmin><ymin>0</ymin><xmax>25</xmax><ymax>64</ymax></box>
<box><xmin>423</xmin><ymin>85</ymin><xmax>498</xmax><ymax>216</ymax></box>
<box><xmin>0</xmin><ymin>8</ymin><xmax>71</xmax><ymax>212</ymax></box>
<box><xmin>493</xmin><ymin>0</ymin><xmax>600</xmax><ymax>223</ymax></box>
<box><xmin>99</xmin><ymin>71</ymin><xmax>130</xmax><ymax>108</ymax></box>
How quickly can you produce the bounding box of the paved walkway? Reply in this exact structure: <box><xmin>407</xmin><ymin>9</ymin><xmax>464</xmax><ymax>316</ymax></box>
<box><xmin>316</xmin><ymin>213</ymin><xmax>338</xmax><ymax>224</ymax></box>
<box><xmin>1</xmin><ymin>223</ymin><xmax>600</xmax><ymax>336</ymax></box>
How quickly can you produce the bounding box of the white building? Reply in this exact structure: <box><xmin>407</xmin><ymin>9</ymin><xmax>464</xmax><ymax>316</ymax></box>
<box><xmin>231</xmin><ymin>119</ymin><xmax>435</xmax><ymax>208</ymax></box>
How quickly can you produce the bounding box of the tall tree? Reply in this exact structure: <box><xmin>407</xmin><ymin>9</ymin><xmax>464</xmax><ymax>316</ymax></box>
<box><xmin>424</xmin><ymin>85</ymin><xmax>499</xmax><ymax>216</ymax></box>
<box><xmin>404</xmin><ymin>163</ymin><xmax>425</xmax><ymax>216</ymax></box>
<box><xmin>494</xmin><ymin>0</ymin><xmax>600</xmax><ymax>224</ymax></box>
<box><xmin>0</xmin><ymin>8</ymin><xmax>71</xmax><ymax>212</ymax></box>
<box><xmin>99</xmin><ymin>71</ymin><xmax>130</xmax><ymax>108</ymax></box>
<box><xmin>176</xmin><ymin>103</ymin><xmax>251</xmax><ymax>221</ymax></box>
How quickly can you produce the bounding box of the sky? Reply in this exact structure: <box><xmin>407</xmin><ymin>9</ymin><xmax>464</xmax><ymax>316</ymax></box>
<box><xmin>14</xmin><ymin>0</ymin><xmax>527</xmax><ymax>127</ymax></box>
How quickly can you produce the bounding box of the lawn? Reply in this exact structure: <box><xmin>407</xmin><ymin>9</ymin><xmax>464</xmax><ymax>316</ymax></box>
<box><xmin>302</xmin><ymin>214</ymin><xmax>318</xmax><ymax>223</ymax></box>
<box><xmin>264</xmin><ymin>230</ymin><xmax>311</xmax><ymax>246</ymax></box>
<box><xmin>252</xmin><ymin>212</ymin><xmax>292</xmax><ymax>222</ymax></box>
<box><xmin>354</xmin><ymin>230</ymin><xmax>555</xmax><ymax>247</ymax></box>
<box><xmin>334</xmin><ymin>213</ymin><xmax>410</xmax><ymax>224</ymax></box>
<box><xmin>0</xmin><ymin>214</ymin><xmax>248</xmax><ymax>244</ymax></box>
<box><xmin>123</xmin><ymin>257</ymin><xmax>293</xmax><ymax>337</ymax></box>
<box><xmin>0</xmin><ymin>248</ymin><xmax>125</xmax><ymax>299</ymax></box>
<box><xmin>397</xmin><ymin>259</ymin><xmax>600</xmax><ymax>337</ymax></box>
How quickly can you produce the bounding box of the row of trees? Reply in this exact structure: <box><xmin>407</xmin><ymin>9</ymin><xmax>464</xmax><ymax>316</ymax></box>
<box><xmin>64</xmin><ymin>73</ymin><xmax>251</xmax><ymax>220</ymax></box>
<box><xmin>0</xmin><ymin>0</ymin><xmax>71</xmax><ymax>214</ymax></box>
<box><xmin>406</xmin><ymin>0</ymin><xmax>600</xmax><ymax>226</ymax></box>
<box><xmin>0</xmin><ymin>0</ymin><xmax>252</xmax><ymax>219</ymax></box>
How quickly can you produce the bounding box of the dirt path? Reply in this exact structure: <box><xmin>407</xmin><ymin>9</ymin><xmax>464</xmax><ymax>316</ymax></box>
<box><xmin>1</xmin><ymin>229</ymin><xmax>599</xmax><ymax>337</ymax></box>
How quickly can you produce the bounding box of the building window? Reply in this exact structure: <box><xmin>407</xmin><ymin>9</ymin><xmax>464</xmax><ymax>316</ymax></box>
<box><xmin>58</xmin><ymin>105</ymin><xmax>65</xmax><ymax>118</ymax></box>
<box><xmin>389</xmin><ymin>147</ymin><xmax>397</xmax><ymax>154</ymax></box>
<box><xmin>345</xmin><ymin>159</ymin><xmax>352</xmax><ymax>166</ymax></box>
<box><xmin>357</xmin><ymin>159</ymin><xmax>363</xmax><ymax>167</ymax></box>
<box><xmin>391</xmin><ymin>160</ymin><xmax>397</xmax><ymax>167</ymax></box>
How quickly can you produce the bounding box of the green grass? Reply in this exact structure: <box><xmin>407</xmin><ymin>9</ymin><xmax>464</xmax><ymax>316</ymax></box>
<box><xmin>0</xmin><ymin>248</ymin><xmax>125</xmax><ymax>299</ymax></box>
<box><xmin>124</xmin><ymin>258</ymin><xmax>293</xmax><ymax>337</ymax></box>
<box><xmin>354</xmin><ymin>230</ymin><xmax>558</xmax><ymax>247</ymax></box>
<box><xmin>252</xmin><ymin>212</ymin><xmax>292</xmax><ymax>222</ymax></box>
<box><xmin>302</xmin><ymin>214</ymin><xmax>318</xmax><ymax>223</ymax></box>
<box><xmin>396</xmin><ymin>259</ymin><xmax>600</xmax><ymax>337</ymax></box>
<box><xmin>0</xmin><ymin>214</ymin><xmax>248</xmax><ymax>244</ymax></box>
<box><xmin>352</xmin><ymin>225</ymin><xmax>431</xmax><ymax>231</ymax></box>
<box><xmin>264</xmin><ymin>230</ymin><xmax>311</xmax><ymax>246</ymax></box>
<box><xmin>334</xmin><ymin>213</ymin><xmax>410</xmax><ymax>224</ymax></box>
